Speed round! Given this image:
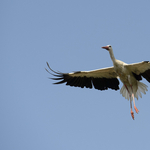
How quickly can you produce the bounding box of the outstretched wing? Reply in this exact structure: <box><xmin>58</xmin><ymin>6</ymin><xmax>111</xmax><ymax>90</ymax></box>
<box><xmin>46</xmin><ymin>62</ymin><xmax>119</xmax><ymax>91</ymax></box>
<box><xmin>126</xmin><ymin>61</ymin><xmax>150</xmax><ymax>82</ymax></box>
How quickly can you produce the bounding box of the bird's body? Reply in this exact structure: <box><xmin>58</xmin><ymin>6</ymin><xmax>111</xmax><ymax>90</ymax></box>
<box><xmin>108</xmin><ymin>58</ymin><xmax>147</xmax><ymax>119</ymax></box>
<box><xmin>46</xmin><ymin>45</ymin><xmax>150</xmax><ymax>119</ymax></box>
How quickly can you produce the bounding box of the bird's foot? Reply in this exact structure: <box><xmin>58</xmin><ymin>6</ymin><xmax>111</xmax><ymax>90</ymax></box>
<box><xmin>134</xmin><ymin>106</ymin><xmax>139</xmax><ymax>114</ymax></box>
<box><xmin>131</xmin><ymin>110</ymin><xmax>134</xmax><ymax>120</ymax></box>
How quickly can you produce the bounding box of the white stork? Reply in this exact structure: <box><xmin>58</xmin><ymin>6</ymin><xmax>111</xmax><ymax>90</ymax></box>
<box><xmin>46</xmin><ymin>45</ymin><xmax>150</xmax><ymax>119</ymax></box>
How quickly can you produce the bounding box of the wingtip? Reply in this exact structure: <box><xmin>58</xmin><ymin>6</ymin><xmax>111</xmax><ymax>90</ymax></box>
<box><xmin>45</xmin><ymin>62</ymin><xmax>61</xmax><ymax>74</ymax></box>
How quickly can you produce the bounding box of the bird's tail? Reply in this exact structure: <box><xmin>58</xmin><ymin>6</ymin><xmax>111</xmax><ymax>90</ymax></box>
<box><xmin>120</xmin><ymin>81</ymin><xmax>148</xmax><ymax>100</ymax></box>
<box><xmin>135</xmin><ymin>81</ymin><xmax>148</xmax><ymax>100</ymax></box>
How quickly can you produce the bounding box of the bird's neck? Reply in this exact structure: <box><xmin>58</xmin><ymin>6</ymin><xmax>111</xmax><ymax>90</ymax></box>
<box><xmin>109</xmin><ymin>49</ymin><xmax>116</xmax><ymax>64</ymax></box>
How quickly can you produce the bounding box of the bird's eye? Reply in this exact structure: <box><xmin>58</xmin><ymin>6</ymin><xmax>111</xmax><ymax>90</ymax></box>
<box><xmin>109</xmin><ymin>45</ymin><xmax>111</xmax><ymax>47</ymax></box>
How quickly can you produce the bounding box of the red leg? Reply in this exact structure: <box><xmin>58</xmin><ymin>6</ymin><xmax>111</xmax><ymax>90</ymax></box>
<box><xmin>132</xmin><ymin>93</ymin><xmax>139</xmax><ymax>114</ymax></box>
<box><xmin>131</xmin><ymin>109</ymin><xmax>134</xmax><ymax>120</ymax></box>
<box><xmin>134</xmin><ymin>106</ymin><xmax>139</xmax><ymax>114</ymax></box>
<box><xmin>130</xmin><ymin>98</ymin><xmax>134</xmax><ymax>120</ymax></box>
<box><xmin>124</xmin><ymin>85</ymin><xmax>135</xmax><ymax>119</ymax></box>
<box><xmin>124</xmin><ymin>84</ymin><xmax>137</xmax><ymax>119</ymax></box>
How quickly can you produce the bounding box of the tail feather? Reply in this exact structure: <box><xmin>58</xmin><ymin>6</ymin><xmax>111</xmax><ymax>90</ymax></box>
<box><xmin>138</xmin><ymin>82</ymin><xmax>148</xmax><ymax>94</ymax></box>
<box><xmin>120</xmin><ymin>81</ymin><xmax>148</xmax><ymax>100</ymax></box>
<box><xmin>120</xmin><ymin>85</ymin><xmax>130</xmax><ymax>100</ymax></box>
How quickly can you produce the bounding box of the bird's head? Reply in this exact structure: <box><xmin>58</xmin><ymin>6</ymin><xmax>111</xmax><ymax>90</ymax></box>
<box><xmin>101</xmin><ymin>45</ymin><xmax>112</xmax><ymax>51</ymax></box>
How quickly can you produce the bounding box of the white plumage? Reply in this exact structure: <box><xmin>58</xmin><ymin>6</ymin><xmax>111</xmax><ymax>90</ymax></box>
<box><xmin>120</xmin><ymin>81</ymin><xmax>148</xmax><ymax>100</ymax></box>
<box><xmin>46</xmin><ymin>45</ymin><xmax>150</xmax><ymax>119</ymax></box>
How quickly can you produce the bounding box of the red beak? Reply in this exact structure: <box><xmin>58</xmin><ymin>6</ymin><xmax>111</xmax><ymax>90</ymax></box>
<box><xmin>102</xmin><ymin>46</ymin><xmax>109</xmax><ymax>50</ymax></box>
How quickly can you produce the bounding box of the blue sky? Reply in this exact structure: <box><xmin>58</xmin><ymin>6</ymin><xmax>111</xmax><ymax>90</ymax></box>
<box><xmin>1</xmin><ymin>0</ymin><xmax>150</xmax><ymax>150</ymax></box>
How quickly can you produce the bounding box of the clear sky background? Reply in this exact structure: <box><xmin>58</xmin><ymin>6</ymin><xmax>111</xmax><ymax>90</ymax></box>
<box><xmin>1</xmin><ymin>0</ymin><xmax>150</xmax><ymax>150</ymax></box>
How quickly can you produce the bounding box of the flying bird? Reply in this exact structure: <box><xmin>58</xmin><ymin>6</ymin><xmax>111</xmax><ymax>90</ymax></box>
<box><xmin>46</xmin><ymin>45</ymin><xmax>150</xmax><ymax>119</ymax></box>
